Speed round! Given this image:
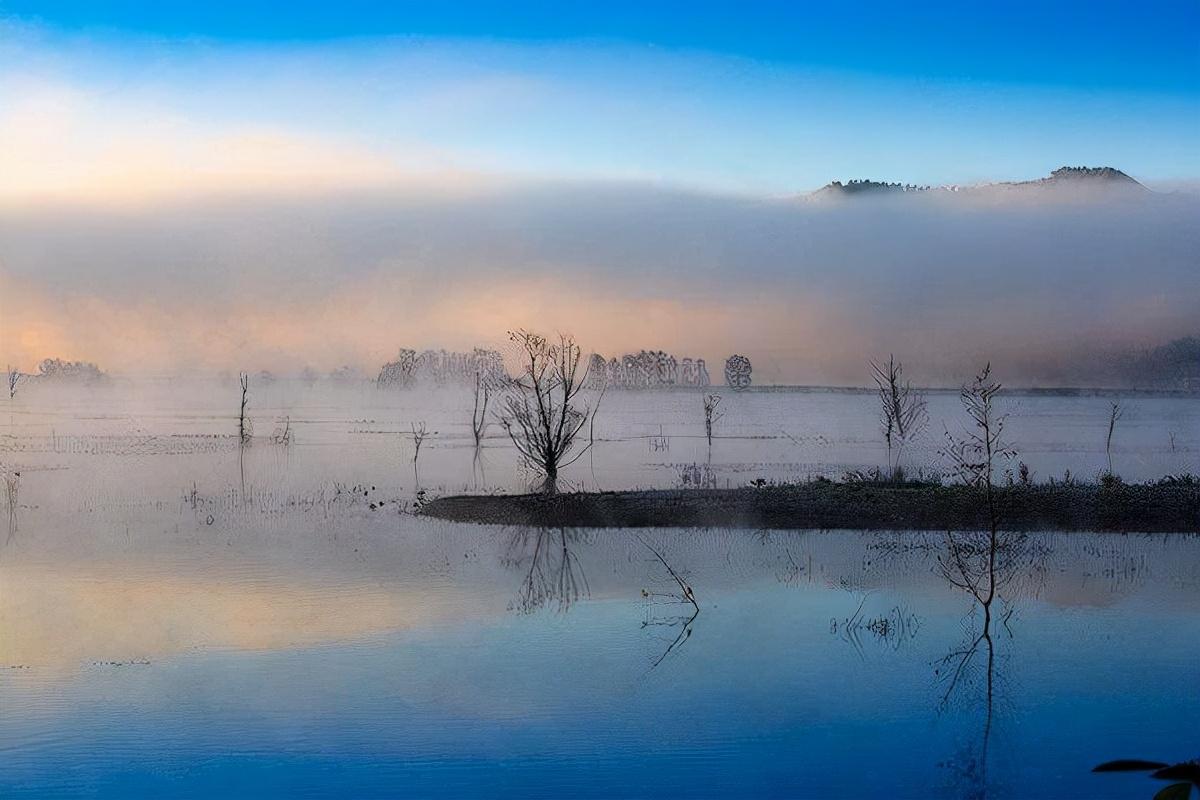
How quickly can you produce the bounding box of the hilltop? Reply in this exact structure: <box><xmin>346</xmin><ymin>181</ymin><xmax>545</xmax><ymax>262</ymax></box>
<box><xmin>811</xmin><ymin>166</ymin><xmax>1147</xmax><ymax>200</ymax></box>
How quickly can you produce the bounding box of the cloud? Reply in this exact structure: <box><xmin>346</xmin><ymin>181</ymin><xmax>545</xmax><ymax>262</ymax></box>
<box><xmin>2</xmin><ymin>180</ymin><xmax>1196</xmax><ymax>384</ymax></box>
<box><xmin>0</xmin><ymin>80</ymin><xmax>502</xmax><ymax>207</ymax></box>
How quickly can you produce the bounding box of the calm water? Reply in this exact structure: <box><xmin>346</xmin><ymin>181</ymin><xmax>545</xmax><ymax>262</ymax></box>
<box><xmin>1</xmin><ymin>383</ymin><xmax>1198</xmax><ymax>797</ymax></box>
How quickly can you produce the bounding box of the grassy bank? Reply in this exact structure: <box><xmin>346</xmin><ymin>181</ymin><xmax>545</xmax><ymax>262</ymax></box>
<box><xmin>421</xmin><ymin>477</ymin><xmax>1200</xmax><ymax>532</ymax></box>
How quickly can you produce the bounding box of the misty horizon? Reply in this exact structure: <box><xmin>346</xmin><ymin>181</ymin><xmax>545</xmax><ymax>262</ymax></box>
<box><xmin>3</xmin><ymin>171</ymin><xmax>1197</xmax><ymax>386</ymax></box>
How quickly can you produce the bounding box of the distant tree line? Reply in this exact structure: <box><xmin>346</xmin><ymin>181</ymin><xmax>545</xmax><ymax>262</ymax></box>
<box><xmin>826</xmin><ymin>179</ymin><xmax>930</xmax><ymax>195</ymax></box>
<box><xmin>377</xmin><ymin>347</ymin><xmax>506</xmax><ymax>388</ymax></box>
<box><xmin>34</xmin><ymin>358</ymin><xmax>107</xmax><ymax>383</ymax></box>
<box><xmin>1116</xmin><ymin>336</ymin><xmax>1200</xmax><ymax>391</ymax></box>
<box><xmin>586</xmin><ymin>351</ymin><xmax>711</xmax><ymax>390</ymax></box>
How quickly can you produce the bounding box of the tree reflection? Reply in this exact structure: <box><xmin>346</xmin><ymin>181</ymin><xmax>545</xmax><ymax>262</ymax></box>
<box><xmin>933</xmin><ymin>363</ymin><xmax>1020</xmax><ymax>798</ymax></box>
<box><xmin>933</xmin><ymin>527</ymin><xmax>1036</xmax><ymax>799</ymax></box>
<box><xmin>504</xmin><ymin>527</ymin><xmax>592</xmax><ymax>614</ymax></box>
<box><xmin>3</xmin><ymin>467</ymin><xmax>17</xmax><ymax>544</ymax></box>
<box><xmin>638</xmin><ymin>535</ymin><xmax>701</xmax><ymax>671</ymax></box>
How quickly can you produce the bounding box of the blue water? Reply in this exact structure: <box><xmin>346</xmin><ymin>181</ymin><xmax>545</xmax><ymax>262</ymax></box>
<box><xmin>2</xmin><ymin>520</ymin><xmax>1197</xmax><ymax>798</ymax></box>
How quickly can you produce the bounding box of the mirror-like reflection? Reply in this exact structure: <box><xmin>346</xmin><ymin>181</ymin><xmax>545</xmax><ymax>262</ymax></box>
<box><xmin>3</xmin><ymin>498</ymin><xmax>1198</xmax><ymax>798</ymax></box>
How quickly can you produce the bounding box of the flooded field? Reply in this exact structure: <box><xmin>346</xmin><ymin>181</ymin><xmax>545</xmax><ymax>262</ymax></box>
<box><xmin>2</xmin><ymin>380</ymin><xmax>1197</xmax><ymax>499</ymax></box>
<box><xmin>1</xmin><ymin>381</ymin><xmax>1198</xmax><ymax>797</ymax></box>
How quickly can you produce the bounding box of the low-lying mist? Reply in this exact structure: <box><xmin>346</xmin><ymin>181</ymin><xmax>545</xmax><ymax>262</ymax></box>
<box><xmin>2</xmin><ymin>179</ymin><xmax>1196</xmax><ymax>386</ymax></box>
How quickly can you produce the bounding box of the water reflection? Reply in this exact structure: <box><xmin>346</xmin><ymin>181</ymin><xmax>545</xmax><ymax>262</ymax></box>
<box><xmin>931</xmin><ymin>524</ymin><xmax>1061</xmax><ymax>798</ymax></box>
<box><xmin>3</xmin><ymin>518</ymin><xmax>1198</xmax><ymax>798</ymax></box>
<box><xmin>934</xmin><ymin>537</ymin><xmax>1004</xmax><ymax>799</ymax></box>
<box><xmin>638</xmin><ymin>536</ymin><xmax>701</xmax><ymax>671</ymax></box>
<box><xmin>505</xmin><ymin>528</ymin><xmax>593</xmax><ymax>614</ymax></box>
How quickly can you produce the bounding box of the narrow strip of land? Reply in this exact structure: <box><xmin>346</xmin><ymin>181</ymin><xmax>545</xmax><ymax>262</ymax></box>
<box><xmin>422</xmin><ymin>481</ymin><xmax>1200</xmax><ymax>532</ymax></box>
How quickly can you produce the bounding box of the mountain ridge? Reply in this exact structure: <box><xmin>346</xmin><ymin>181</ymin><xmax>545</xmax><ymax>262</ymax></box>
<box><xmin>810</xmin><ymin>166</ymin><xmax>1147</xmax><ymax>199</ymax></box>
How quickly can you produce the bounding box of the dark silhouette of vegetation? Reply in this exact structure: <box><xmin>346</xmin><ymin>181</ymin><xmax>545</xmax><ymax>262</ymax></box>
<box><xmin>934</xmin><ymin>362</ymin><xmax>1018</xmax><ymax>798</ymax></box>
<box><xmin>870</xmin><ymin>355</ymin><xmax>928</xmax><ymax>479</ymax></box>
<box><xmin>822</xmin><ymin>179</ymin><xmax>930</xmax><ymax>196</ymax></box>
<box><xmin>702</xmin><ymin>394</ymin><xmax>723</xmax><ymax>449</ymax></box>
<box><xmin>591</xmin><ymin>350</ymin><xmax>711</xmax><ymax>388</ymax></box>
<box><xmin>37</xmin><ymin>358</ymin><xmax>106</xmax><ymax>383</ymax></box>
<box><xmin>939</xmin><ymin>363</ymin><xmax>1017</xmax><ymax>610</ymax></box>
<box><xmin>498</xmin><ymin>330</ymin><xmax>596</xmax><ymax>494</ymax></box>
<box><xmin>942</xmin><ymin>364</ymin><xmax>1015</xmax><ymax>491</ymax></box>
<box><xmin>1118</xmin><ymin>335</ymin><xmax>1200</xmax><ymax>391</ymax></box>
<box><xmin>1093</xmin><ymin>759</ymin><xmax>1200</xmax><ymax>799</ymax></box>
<box><xmin>410</xmin><ymin>421</ymin><xmax>433</xmax><ymax>464</ymax></box>
<box><xmin>6</xmin><ymin>366</ymin><xmax>18</xmax><ymax>399</ymax></box>
<box><xmin>471</xmin><ymin>367</ymin><xmax>502</xmax><ymax>449</ymax></box>
<box><xmin>378</xmin><ymin>347</ymin><xmax>506</xmax><ymax>389</ymax></box>
<box><xmin>724</xmin><ymin>354</ymin><xmax>752</xmax><ymax>390</ymax></box>
<box><xmin>238</xmin><ymin>372</ymin><xmax>251</xmax><ymax>444</ymax></box>
<box><xmin>421</xmin><ymin>474</ymin><xmax>1200</xmax><ymax>531</ymax></box>
<box><xmin>1106</xmin><ymin>401</ymin><xmax>1124</xmax><ymax>474</ymax></box>
<box><xmin>271</xmin><ymin>416</ymin><xmax>292</xmax><ymax>446</ymax></box>
<box><xmin>377</xmin><ymin>348</ymin><xmax>417</xmax><ymax>388</ymax></box>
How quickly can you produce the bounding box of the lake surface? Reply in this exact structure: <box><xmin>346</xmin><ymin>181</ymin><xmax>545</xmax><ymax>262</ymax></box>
<box><xmin>1</xmin><ymin>382</ymin><xmax>1198</xmax><ymax>797</ymax></box>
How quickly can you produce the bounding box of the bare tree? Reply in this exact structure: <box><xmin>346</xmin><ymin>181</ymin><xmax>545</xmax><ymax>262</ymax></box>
<box><xmin>939</xmin><ymin>363</ymin><xmax>1018</xmax><ymax>638</ymax></box>
<box><xmin>6</xmin><ymin>366</ymin><xmax>19</xmax><ymax>399</ymax></box>
<box><xmin>870</xmin><ymin>355</ymin><xmax>928</xmax><ymax>479</ymax></box>
<box><xmin>471</xmin><ymin>370</ymin><xmax>497</xmax><ymax>449</ymax></box>
<box><xmin>499</xmin><ymin>330</ymin><xmax>596</xmax><ymax>494</ymax></box>
<box><xmin>588</xmin><ymin>376</ymin><xmax>607</xmax><ymax>447</ymax></box>
<box><xmin>238</xmin><ymin>372</ymin><xmax>251</xmax><ymax>444</ymax></box>
<box><xmin>1105</xmin><ymin>401</ymin><xmax>1124</xmax><ymax>475</ymax></box>
<box><xmin>271</xmin><ymin>416</ymin><xmax>292</xmax><ymax>446</ymax></box>
<box><xmin>702</xmin><ymin>394</ymin><xmax>723</xmax><ymax>448</ymax></box>
<box><xmin>410</xmin><ymin>421</ymin><xmax>432</xmax><ymax>464</ymax></box>
<box><xmin>942</xmin><ymin>364</ymin><xmax>1014</xmax><ymax>493</ymax></box>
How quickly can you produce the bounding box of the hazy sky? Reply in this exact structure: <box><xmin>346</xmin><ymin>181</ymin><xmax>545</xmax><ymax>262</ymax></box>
<box><xmin>1</xmin><ymin>3</ymin><xmax>1197</xmax><ymax>382</ymax></box>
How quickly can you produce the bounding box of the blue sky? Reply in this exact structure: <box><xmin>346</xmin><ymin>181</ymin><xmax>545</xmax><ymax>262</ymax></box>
<box><xmin>1</xmin><ymin>1</ymin><xmax>1197</xmax><ymax>194</ymax></box>
<box><xmin>5</xmin><ymin>0</ymin><xmax>1199</xmax><ymax>92</ymax></box>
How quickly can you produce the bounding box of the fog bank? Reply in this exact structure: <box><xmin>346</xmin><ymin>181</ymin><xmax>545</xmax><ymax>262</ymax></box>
<box><xmin>2</xmin><ymin>180</ymin><xmax>1196</xmax><ymax>386</ymax></box>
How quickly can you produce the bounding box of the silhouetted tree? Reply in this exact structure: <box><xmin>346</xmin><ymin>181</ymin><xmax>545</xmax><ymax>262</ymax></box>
<box><xmin>703</xmin><ymin>394</ymin><xmax>723</xmax><ymax>448</ymax></box>
<box><xmin>238</xmin><ymin>372</ymin><xmax>251</xmax><ymax>444</ymax></box>
<box><xmin>471</xmin><ymin>358</ymin><xmax>507</xmax><ymax>449</ymax></box>
<box><xmin>1105</xmin><ymin>401</ymin><xmax>1124</xmax><ymax>475</ymax></box>
<box><xmin>410</xmin><ymin>421</ymin><xmax>432</xmax><ymax>464</ymax></box>
<box><xmin>37</xmin><ymin>358</ymin><xmax>105</xmax><ymax>383</ymax></box>
<box><xmin>724</xmin><ymin>355</ymin><xmax>752</xmax><ymax>390</ymax></box>
<box><xmin>870</xmin><ymin>355</ymin><xmax>928</xmax><ymax>479</ymax></box>
<box><xmin>499</xmin><ymin>330</ymin><xmax>596</xmax><ymax>494</ymax></box>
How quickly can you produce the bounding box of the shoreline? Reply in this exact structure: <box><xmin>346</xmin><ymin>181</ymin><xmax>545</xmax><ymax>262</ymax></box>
<box><xmin>421</xmin><ymin>481</ymin><xmax>1200</xmax><ymax>532</ymax></box>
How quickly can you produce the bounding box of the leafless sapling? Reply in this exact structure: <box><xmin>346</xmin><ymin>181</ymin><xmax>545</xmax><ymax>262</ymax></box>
<box><xmin>471</xmin><ymin>369</ymin><xmax>498</xmax><ymax>449</ymax></box>
<box><xmin>703</xmin><ymin>394</ymin><xmax>723</xmax><ymax>449</ymax></box>
<box><xmin>498</xmin><ymin>329</ymin><xmax>596</xmax><ymax>494</ymax></box>
<box><xmin>939</xmin><ymin>364</ymin><xmax>1018</xmax><ymax>618</ymax></box>
<box><xmin>238</xmin><ymin>372</ymin><xmax>252</xmax><ymax>444</ymax></box>
<box><xmin>1105</xmin><ymin>401</ymin><xmax>1124</xmax><ymax>475</ymax></box>
<box><xmin>6</xmin><ymin>366</ymin><xmax>19</xmax><ymax>399</ymax></box>
<box><xmin>588</xmin><ymin>376</ymin><xmax>607</xmax><ymax>448</ymax></box>
<box><xmin>870</xmin><ymin>355</ymin><xmax>928</xmax><ymax>480</ymax></box>
<box><xmin>933</xmin><ymin>365</ymin><xmax>1026</xmax><ymax>795</ymax></box>
<box><xmin>410</xmin><ymin>421</ymin><xmax>432</xmax><ymax>464</ymax></box>
<box><xmin>272</xmin><ymin>415</ymin><xmax>292</xmax><ymax>446</ymax></box>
